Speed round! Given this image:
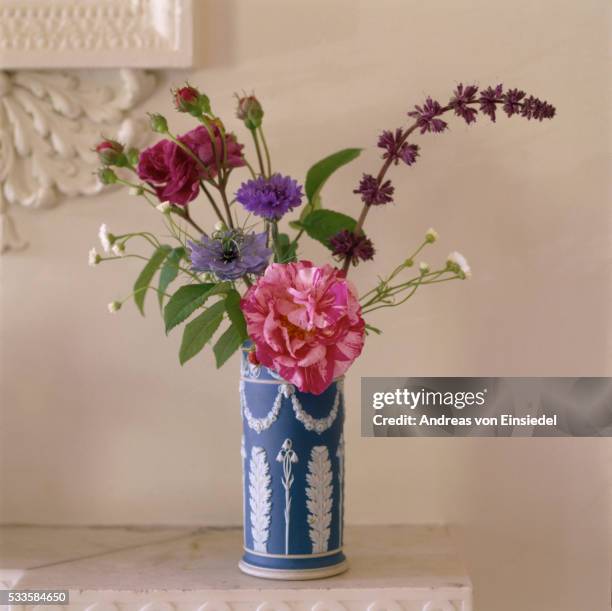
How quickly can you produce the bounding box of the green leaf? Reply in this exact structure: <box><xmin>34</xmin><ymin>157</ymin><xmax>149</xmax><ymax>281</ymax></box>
<box><xmin>300</xmin><ymin>209</ymin><xmax>357</xmax><ymax>249</ymax></box>
<box><xmin>179</xmin><ymin>300</ymin><xmax>226</xmax><ymax>365</ymax></box>
<box><xmin>224</xmin><ymin>290</ymin><xmax>248</xmax><ymax>341</ymax></box>
<box><xmin>158</xmin><ymin>247</ymin><xmax>186</xmax><ymax>307</ymax></box>
<box><xmin>133</xmin><ymin>245</ymin><xmax>172</xmax><ymax>315</ymax></box>
<box><xmin>276</xmin><ymin>233</ymin><xmax>298</xmax><ymax>263</ymax></box>
<box><xmin>365</xmin><ymin>323</ymin><xmax>382</xmax><ymax>335</ymax></box>
<box><xmin>213</xmin><ymin>323</ymin><xmax>244</xmax><ymax>368</ymax></box>
<box><xmin>305</xmin><ymin>148</ymin><xmax>362</xmax><ymax>202</ymax></box>
<box><xmin>164</xmin><ymin>282</ymin><xmax>230</xmax><ymax>334</ymax></box>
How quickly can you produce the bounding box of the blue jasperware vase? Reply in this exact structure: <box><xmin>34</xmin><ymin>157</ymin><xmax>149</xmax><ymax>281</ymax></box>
<box><xmin>238</xmin><ymin>348</ymin><xmax>347</xmax><ymax>580</ymax></box>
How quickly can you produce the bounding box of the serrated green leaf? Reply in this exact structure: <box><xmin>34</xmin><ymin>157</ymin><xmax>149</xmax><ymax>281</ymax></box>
<box><xmin>179</xmin><ymin>300</ymin><xmax>226</xmax><ymax>365</ymax></box>
<box><xmin>213</xmin><ymin>323</ymin><xmax>244</xmax><ymax>368</ymax></box>
<box><xmin>133</xmin><ymin>245</ymin><xmax>172</xmax><ymax>315</ymax></box>
<box><xmin>164</xmin><ymin>282</ymin><xmax>230</xmax><ymax>334</ymax></box>
<box><xmin>224</xmin><ymin>290</ymin><xmax>248</xmax><ymax>341</ymax></box>
<box><xmin>305</xmin><ymin>148</ymin><xmax>361</xmax><ymax>202</ymax></box>
<box><xmin>158</xmin><ymin>247</ymin><xmax>186</xmax><ymax>307</ymax></box>
<box><xmin>298</xmin><ymin>193</ymin><xmax>323</xmax><ymax>222</ymax></box>
<box><xmin>300</xmin><ymin>209</ymin><xmax>357</xmax><ymax>249</ymax></box>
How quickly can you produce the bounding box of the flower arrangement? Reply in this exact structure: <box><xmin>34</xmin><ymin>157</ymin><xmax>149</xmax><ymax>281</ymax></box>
<box><xmin>91</xmin><ymin>83</ymin><xmax>555</xmax><ymax>394</ymax></box>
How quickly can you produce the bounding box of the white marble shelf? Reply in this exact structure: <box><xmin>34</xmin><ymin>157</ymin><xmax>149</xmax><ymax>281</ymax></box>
<box><xmin>0</xmin><ymin>525</ymin><xmax>472</xmax><ymax>611</ymax></box>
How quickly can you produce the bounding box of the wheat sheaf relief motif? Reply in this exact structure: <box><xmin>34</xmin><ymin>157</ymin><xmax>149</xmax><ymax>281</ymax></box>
<box><xmin>249</xmin><ymin>446</ymin><xmax>271</xmax><ymax>552</ymax></box>
<box><xmin>306</xmin><ymin>445</ymin><xmax>333</xmax><ymax>553</ymax></box>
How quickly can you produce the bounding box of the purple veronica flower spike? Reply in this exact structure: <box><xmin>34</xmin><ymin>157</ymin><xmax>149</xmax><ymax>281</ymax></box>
<box><xmin>502</xmin><ymin>88</ymin><xmax>526</xmax><ymax>117</ymax></box>
<box><xmin>450</xmin><ymin>84</ymin><xmax>479</xmax><ymax>124</ymax></box>
<box><xmin>378</xmin><ymin>129</ymin><xmax>420</xmax><ymax>167</ymax></box>
<box><xmin>188</xmin><ymin>230</ymin><xmax>271</xmax><ymax>280</ymax></box>
<box><xmin>408</xmin><ymin>97</ymin><xmax>448</xmax><ymax>134</ymax></box>
<box><xmin>478</xmin><ymin>84</ymin><xmax>504</xmax><ymax>122</ymax></box>
<box><xmin>329</xmin><ymin>230</ymin><xmax>375</xmax><ymax>266</ymax></box>
<box><xmin>354</xmin><ymin>174</ymin><xmax>394</xmax><ymax>206</ymax></box>
<box><xmin>236</xmin><ymin>173</ymin><xmax>303</xmax><ymax>220</ymax></box>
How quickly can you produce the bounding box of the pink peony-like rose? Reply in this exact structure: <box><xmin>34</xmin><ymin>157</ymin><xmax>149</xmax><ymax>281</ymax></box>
<box><xmin>180</xmin><ymin>125</ymin><xmax>245</xmax><ymax>180</ymax></box>
<box><xmin>241</xmin><ymin>261</ymin><xmax>365</xmax><ymax>395</ymax></box>
<box><xmin>137</xmin><ymin>139</ymin><xmax>200</xmax><ymax>205</ymax></box>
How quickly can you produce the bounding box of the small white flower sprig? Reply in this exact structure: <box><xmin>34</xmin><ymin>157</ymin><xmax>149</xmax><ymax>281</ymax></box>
<box><xmin>89</xmin><ymin>221</ymin><xmax>203</xmax><ymax>314</ymax></box>
<box><xmin>359</xmin><ymin>227</ymin><xmax>470</xmax><ymax>325</ymax></box>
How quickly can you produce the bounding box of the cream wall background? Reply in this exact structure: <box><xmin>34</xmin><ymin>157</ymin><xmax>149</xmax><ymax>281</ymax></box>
<box><xmin>1</xmin><ymin>1</ymin><xmax>610</xmax><ymax>609</ymax></box>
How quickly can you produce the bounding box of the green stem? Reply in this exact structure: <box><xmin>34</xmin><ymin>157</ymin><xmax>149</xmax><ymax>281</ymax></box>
<box><xmin>199</xmin><ymin>181</ymin><xmax>226</xmax><ymax>225</ymax></box>
<box><xmin>270</xmin><ymin>220</ymin><xmax>281</xmax><ymax>261</ymax></box>
<box><xmin>218</xmin><ymin>181</ymin><xmax>235</xmax><ymax>229</ymax></box>
<box><xmin>116</xmin><ymin>178</ymin><xmax>157</xmax><ymax>197</ymax></box>
<box><xmin>258</xmin><ymin>126</ymin><xmax>272</xmax><ymax>177</ymax></box>
<box><xmin>250</xmin><ymin>128</ymin><xmax>266</xmax><ymax>177</ymax></box>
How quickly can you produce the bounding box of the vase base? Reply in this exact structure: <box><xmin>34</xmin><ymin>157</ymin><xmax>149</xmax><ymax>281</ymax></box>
<box><xmin>238</xmin><ymin>559</ymin><xmax>348</xmax><ymax>580</ymax></box>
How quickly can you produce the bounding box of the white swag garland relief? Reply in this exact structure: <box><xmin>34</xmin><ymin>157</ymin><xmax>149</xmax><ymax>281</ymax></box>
<box><xmin>306</xmin><ymin>446</ymin><xmax>333</xmax><ymax>553</ymax></box>
<box><xmin>241</xmin><ymin>380</ymin><xmax>342</xmax><ymax>434</ymax></box>
<box><xmin>248</xmin><ymin>446</ymin><xmax>271</xmax><ymax>553</ymax></box>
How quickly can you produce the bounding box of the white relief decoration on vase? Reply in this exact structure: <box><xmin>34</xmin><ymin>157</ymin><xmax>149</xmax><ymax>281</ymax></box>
<box><xmin>306</xmin><ymin>446</ymin><xmax>333</xmax><ymax>554</ymax></box>
<box><xmin>241</xmin><ymin>354</ymin><xmax>261</xmax><ymax>378</ymax></box>
<box><xmin>336</xmin><ymin>433</ymin><xmax>345</xmax><ymax>547</ymax></box>
<box><xmin>240</xmin><ymin>435</ymin><xmax>246</xmax><ymax>545</ymax></box>
<box><xmin>290</xmin><ymin>381</ymin><xmax>342</xmax><ymax>434</ymax></box>
<box><xmin>0</xmin><ymin>69</ymin><xmax>155</xmax><ymax>253</ymax></box>
<box><xmin>276</xmin><ymin>438</ymin><xmax>298</xmax><ymax>555</ymax></box>
<box><xmin>241</xmin><ymin>380</ymin><xmax>288</xmax><ymax>433</ymax></box>
<box><xmin>249</xmin><ymin>446</ymin><xmax>271</xmax><ymax>553</ymax></box>
<box><xmin>242</xmin><ymin>380</ymin><xmax>341</xmax><ymax>434</ymax></box>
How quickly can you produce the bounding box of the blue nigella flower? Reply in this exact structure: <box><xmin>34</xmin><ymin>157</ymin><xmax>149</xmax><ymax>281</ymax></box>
<box><xmin>188</xmin><ymin>229</ymin><xmax>271</xmax><ymax>280</ymax></box>
<box><xmin>235</xmin><ymin>173</ymin><xmax>303</xmax><ymax>220</ymax></box>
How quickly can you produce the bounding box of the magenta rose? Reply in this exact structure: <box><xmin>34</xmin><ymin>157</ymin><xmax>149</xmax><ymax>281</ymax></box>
<box><xmin>241</xmin><ymin>261</ymin><xmax>365</xmax><ymax>395</ymax></box>
<box><xmin>137</xmin><ymin>139</ymin><xmax>200</xmax><ymax>205</ymax></box>
<box><xmin>180</xmin><ymin>125</ymin><xmax>245</xmax><ymax>180</ymax></box>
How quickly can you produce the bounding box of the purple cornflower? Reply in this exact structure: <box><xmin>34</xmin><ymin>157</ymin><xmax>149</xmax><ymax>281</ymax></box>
<box><xmin>236</xmin><ymin>173</ymin><xmax>303</xmax><ymax>220</ymax></box>
<box><xmin>502</xmin><ymin>88</ymin><xmax>526</xmax><ymax>117</ymax></box>
<box><xmin>354</xmin><ymin>174</ymin><xmax>394</xmax><ymax>205</ymax></box>
<box><xmin>479</xmin><ymin>84</ymin><xmax>504</xmax><ymax>122</ymax></box>
<box><xmin>408</xmin><ymin>97</ymin><xmax>448</xmax><ymax>134</ymax></box>
<box><xmin>378</xmin><ymin>129</ymin><xmax>420</xmax><ymax>166</ymax></box>
<box><xmin>188</xmin><ymin>229</ymin><xmax>271</xmax><ymax>280</ymax></box>
<box><xmin>450</xmin><ymin>83</ymin><xmax>479</xmax><ymax>124</ymax></box>
<box><xmin>329</xmin><ymin>230</ymin><xmax>375</xmax><ymax>266</ymax></box>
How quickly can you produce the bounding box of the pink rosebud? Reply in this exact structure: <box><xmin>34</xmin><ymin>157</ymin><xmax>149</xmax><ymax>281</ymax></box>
<box><xmin>241</xmin><ymin>261</ymin><xmax>365</xmax><ymax>395</ymax></box>
<box><xmin>95</xmin><ymin>139</ymin><xmax>124</xmax><ymax>165</ymax></box>
<box><xmin>236</xmin><ymin>95</ymin><xmax>264</xmax><ymax>130</ymax></box>
<box><xmin>173</xmin><ymin>85</ymin><xmax>211</xmax><ymax>115</ymax></box>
